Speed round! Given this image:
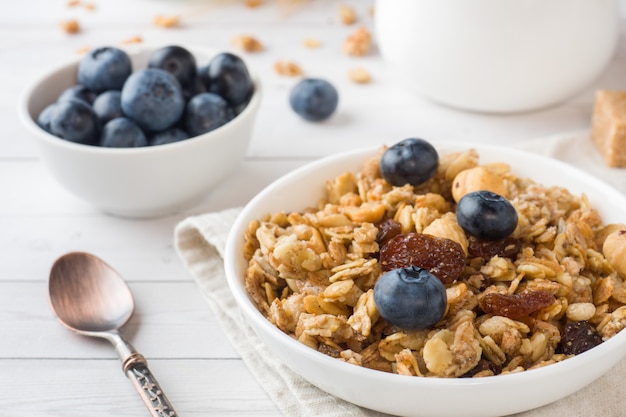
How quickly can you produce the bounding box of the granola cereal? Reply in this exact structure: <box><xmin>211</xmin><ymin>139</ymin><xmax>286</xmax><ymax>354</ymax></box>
<box><xmin>59</xmin><ymin>19</ymin><xmax>80</xmax><ymax>34</ymax></box>
<box><xmin>274</xmin><ymin>60</ymin><xmax>303</xmax><ymax>77</ymax></box>
<box><xmin>153</xmin><ymin>14</ymin><xmax>179</xmax><ymax>28</ymax></box>
<box><xmin>338</xmin><ymin>4</ymin><xmax>357</xmax><ymax>25</ymax></box>
<box><xmin>347</xmin><ymin>67</ymin><xmax>371</xmax><ymax>84</ymax></box>
<box><xmin>343</xmin><ymin>26</ymin><xmax>371</xmax><ymax>57</ymax></box>
<box><xmin>232</xmin><ymin>35</ymin><xmax>264</xmax><ymax>52</ymax></box>
<box><xmin>242</xmin><ymin>145</ymin><xmax>626</xmax><ymax>378</ymax></box>
<box><xmin>302</xmin><ymin>38</ymin><xmax>321</xmax><ymax>49</ymax></box>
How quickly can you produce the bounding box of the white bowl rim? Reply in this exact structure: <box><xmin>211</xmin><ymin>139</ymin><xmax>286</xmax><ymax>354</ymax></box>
<box><xmin>224</xmin><ymin>141</ymin><xmax>626</xmax><ymax>389</ymax></box>
<box><xmin>18</xmin><ymin>43</ymin><xmax>262</xmax><ymax>155</ymax></box>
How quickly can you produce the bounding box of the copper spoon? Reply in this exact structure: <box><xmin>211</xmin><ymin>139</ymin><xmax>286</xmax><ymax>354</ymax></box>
<box><xmin>48</xmin><ymin>251</ymin><xmax>177</xmax><ymax>417</ymax></box>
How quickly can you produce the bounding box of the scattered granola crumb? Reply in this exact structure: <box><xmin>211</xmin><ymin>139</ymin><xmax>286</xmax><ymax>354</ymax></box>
<box><xmin>338</xmin><ymin>4</ymin><xmax>357</xmax><ymax>25</ymax></box>
<box><xmin>76</xmin><ymin>46</ymin><xmax>90</xmax><ymax>55</ymax></box>
<box><xmin>84</xmin><ymin>2</ymin><xmax>96</xmax><ymax>11</ymax></box>
<box><xmin>302</xmin><ymin>38</ymin><xmax>321</xmax><ymax>49</ymax></box>
<box><xmin>343</xmin><ymin>26</ymin><xmax>371</xmax><ymax>56</ymax></box>
<box><xmin>120</xmin><ymin>35</ymin><xmax>143</xmax><ymax>45</ymax></box>
<box><xmin>274</xmin><ymin>60</ymin><xmax>303</xmax><ymax>77</ymax></box>
<box><xmin>67</xmin><ymin>0</ymin><xmax>80</xmax><ymax>7</ymax></box>
<box><xmin>153</xmin><ymin>15</ymin><xmax>179</xmax><ymax>28</ymax></box>
<box><xmin>232</xmin><ymin>35</ymin><xmax>264</xmax><ymax>52</ymax></box>
<box><xmin>59</xmin><ymin>19</ymin><xmax>81</xmax><ymax>34</ymax></box>
<box><xmin>591</xmin><ymin>90</ymin><xmax>626</xmax><ymax>167</ymax></box>
<box><xmin>348</xmin><ymin>67</ymin><xmax>371</xmax><ymax>84</ymax></box>
<box><xmin>245</xmin><ymin>0</ymin><xmax>264</xmax><ymax>8</ymax></box>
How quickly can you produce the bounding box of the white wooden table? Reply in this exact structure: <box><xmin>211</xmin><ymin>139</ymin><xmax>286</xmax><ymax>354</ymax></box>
<box><xmin>2</xmin><ymin>1</ymin><xmax>626</xmax><ymax>416</ymax></box>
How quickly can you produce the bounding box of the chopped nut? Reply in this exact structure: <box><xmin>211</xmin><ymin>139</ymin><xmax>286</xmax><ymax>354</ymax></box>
<box><xmin>338</xmin><ymin>4</ymin><xmax>357</xmax><ymax>25</ymax></box>
<box><xmin>343</xmin><ymin>26</ymin><xmax>371</xmax><ymax>56</ymax></box>
<box><xmin>84</xmin><ymin>2</ymin><xmax>96</xmax><ymax>10</ymax></box>
<box><xmin>452</xmin><ymin>166</ymin><xmax>509</xmax><ymax>203</ymax></box>
<box><xmin>274</xmin><ymin>60</ymin><xmax>303</xmax><ymax>77</ymax></box>
<box><xmin>59</xmin><ymin>19</ymin><xmax>80</xmax><ymax>34</ymax></box>
<box><xmin>347</xmin><ymin>67</ymin><xmax>371</xmax><ymax>84</ymax></box>
<box><xmin>232</xmin><ymin>35</ymin><xmax>264</xmax><ymax>52</ymax></box>
<box><xmin>153</xmin><ymin>15</ymin><xmax>179</xmax><ymax>28</ymax></box>
<box><xmin>67</xmin><ymin>0</ymin><xmax>80</xmax><ymax>6</ymax></box>
<box><xmin>591</xmin><ymin>90</ymin><xmax>626</xmax><ymax>167</ymax></box>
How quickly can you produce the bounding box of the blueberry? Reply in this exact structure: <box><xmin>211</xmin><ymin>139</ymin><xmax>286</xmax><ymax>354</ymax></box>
<box><xmin>456</xmin><ymin>190</ymin><xmax>518</xmax><ymax>240</ymax></box>
<box><xmin>185</xmin><ymin>92</ymin><xmax>234</xmax><ymax>136</ymax></box>
<box><xmin>49</xmin><ymin>98</ymin><xmax>99</xmax><ymax>145</ymax></box>
<box><xmin>182</xmin><ymin>76</ymin><xmax>207</xmax><ymax>101</ymax></box>
<box><xmin>148</xmin><ymin>45</ymin><xmax>197</xmax><ymax>89</ymax></box>
<box><xmin>37</xmin><ymin>103</ymin><xmax>57</xmax><ymax>133</ymax></box>
<box><xmin>380</xmin><ymin>138</ymin><xmax>439</xmax><ymax>186</ymax></box>
<box><xmin>121</xmin><ymin>68</ymin><xmax>185</xmax><ymax>132</ymax></box>
<box><xmin>77</xmin><ymin>47</ymin><xmax>132</xmax><ymax>93</ymax></box>
<box><xmin>150</xmin><ymin>127</ymin><xmax>188</xmax><ymax>146</ymax></box>
<box><xmin>92</xmin><ymin>90</ymin><xmax>122</xmax><ymax>125</ymax></box>
<box><xmin>100</xmin><ymin>117</ymin><xmax>148</xmax><ymax>148</ymax></box>
<box><xmin>57</xmin><ymin>84</ymin><xmax>96</xmax><ymax>105</ymax></box>
<box><xmin>201</xmin><ymin>52</ymin><xmax>253</xmax><ymax>107</ymax></box>
<box><xmin>374</xmin><ymin>266</ymin><xmax>447</xmax><ymax>330</ymax></box>
<box><xmin>289</xmin><ymin>78</ymin><xmax>338</xmax><ymax>121</ymax></box>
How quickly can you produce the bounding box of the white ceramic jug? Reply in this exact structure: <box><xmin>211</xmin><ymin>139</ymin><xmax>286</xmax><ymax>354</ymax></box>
<box><xmin>375</xmin><ymin>0</ymin><xmax>620</xmax><ymax>113</ymax></box>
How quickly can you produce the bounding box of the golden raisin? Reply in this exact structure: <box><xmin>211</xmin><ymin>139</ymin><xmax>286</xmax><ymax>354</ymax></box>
<box><xmin>379</xmin><ymin>233</ymin><xmax>465</xmax><ymax>285</ymax></box>
<box><xmin>479</xmin><ymin>291</ymin><xmax>554</xmax><ymax>319</ymax></box>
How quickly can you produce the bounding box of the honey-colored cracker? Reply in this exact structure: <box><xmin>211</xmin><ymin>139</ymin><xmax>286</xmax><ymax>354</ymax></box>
<box><xmin>591</xmin><ymin>90</ymin><xmax>626</xmax><ymax>168</ymax></box>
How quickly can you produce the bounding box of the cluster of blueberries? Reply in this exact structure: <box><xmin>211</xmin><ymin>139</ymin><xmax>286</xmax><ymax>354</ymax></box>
<box><xmin>37</xmin><ymin>45</ymin><xmax>254</xmax><ymax>147</ymax></box>
<box><xmin>37</xmin><ymin>44</ymin><xmax>342</xmax><ymax>148</ymax></box>
<box><xmin>374</xmin><ymin>138</ymin><xmax>519</xmax><ymax>330</ymax></box>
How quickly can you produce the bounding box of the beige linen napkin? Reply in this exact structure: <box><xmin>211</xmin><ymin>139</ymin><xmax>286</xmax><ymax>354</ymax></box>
<box><xmin>174</xmin><ymin>131</ymin><xmax>626</xmax><ymax>417</ymax></box>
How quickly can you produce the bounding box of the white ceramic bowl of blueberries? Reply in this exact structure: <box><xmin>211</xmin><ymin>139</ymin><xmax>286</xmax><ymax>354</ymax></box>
<box><xmin>224</xmin><ymin>140</ymin><xmax>626</xmax><ymax>417</ymax></box>
<box><xmin>20</xmin><ymin>44</ymin><xmax>261</xmax><ymax>218</ymax></box>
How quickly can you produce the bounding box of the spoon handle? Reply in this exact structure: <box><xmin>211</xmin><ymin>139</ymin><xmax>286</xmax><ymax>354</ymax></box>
<box><xmin>124</xmin><ymin>353</ymin><xmax>178</xmax><ymax>417</ymax></box>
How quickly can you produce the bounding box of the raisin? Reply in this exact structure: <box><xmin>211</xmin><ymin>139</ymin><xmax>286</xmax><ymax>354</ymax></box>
<box><xmin>479</xmin><ymin>291</ymin><xmax>554</xmax><ymax>319</ymax></box>
<box><xmin>376</xmin><ymin>219</ymin><xmax>402</xmax><ymax>246</ymax></box>
<box><xmin>558</xmin><ymin>321</ymin><xmax>603</xmax><ymax>355</ymax></box>
<box><xmin>379</xmin><ymin>232</ymin><xmax>465</xmax><ymax>285</ymax></box>
<box><xmin>467</xmin><ymin>236</ymin><xmax>522</xmax><ymax>260</ymax></box>
<box><xmin>461</xmin><ymin>358</ymin><xmax>502</xmax><ymax>377</ymax></box>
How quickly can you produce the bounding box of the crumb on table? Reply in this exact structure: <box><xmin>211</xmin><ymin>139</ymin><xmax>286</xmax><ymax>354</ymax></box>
<box><xmin>591</xmin><ymin>90</ymin><xmax>626</xmax><ymax>168</ymax></box>
<box><xmin>232</xmin><ymin>35</ymin><xmax>264</xmax><ymax>52</ymax></box>
<box><xmin>59</xmin><ymin>19</ymin><xmax>80</xmax><ymax>34</ymax></box>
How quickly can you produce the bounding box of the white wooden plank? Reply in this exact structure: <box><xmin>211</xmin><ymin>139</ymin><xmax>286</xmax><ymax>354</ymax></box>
<box><xmin>0</xmin><ymin>359</ymin><xmax>281</xmax><ymax>417</ymax></box>
<box><xmin>0</xmin><ymin>281</ymin><xmax>239</xmax><ymax>359</ymax></box>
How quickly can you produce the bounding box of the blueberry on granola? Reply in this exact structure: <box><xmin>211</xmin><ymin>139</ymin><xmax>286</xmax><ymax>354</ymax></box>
<box><xmin>374</xmin><ymin>266</ymin><xmax>447</xmax><ymax>330</ymax></box>
<box><xmin>379</xmin><ymin>138</ymin><xmax>439</xmax><ymax>186</ymax></box>
<box><xmin>456</xmin><ymin>190</ymin><xmax>518</xmax><ymax>240</ymax></box>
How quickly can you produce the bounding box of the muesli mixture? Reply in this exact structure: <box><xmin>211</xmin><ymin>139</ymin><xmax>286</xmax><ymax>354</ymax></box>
<box><xmin>242</xmin><ymin>141</ymin><xmax>626</xmax><ymax>378</ymax></box>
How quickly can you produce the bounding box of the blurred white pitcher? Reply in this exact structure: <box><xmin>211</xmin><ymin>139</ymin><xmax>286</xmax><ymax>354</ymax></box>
<box><xmin>375</xmin><ymin>0</ymin><xmax>620</xmax><ymax>113</ymax></box>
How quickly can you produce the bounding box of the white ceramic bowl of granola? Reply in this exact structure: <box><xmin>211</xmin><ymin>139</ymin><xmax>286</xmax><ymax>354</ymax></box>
<box><xmin>224</xmin><ymin>142</ymin><xmax>626</xmax><ymax>417</ymax></box>
<box><xmin>19</xmin><ymin>44</ymin><xmax>261</xmax><ymax>218</ymax></box>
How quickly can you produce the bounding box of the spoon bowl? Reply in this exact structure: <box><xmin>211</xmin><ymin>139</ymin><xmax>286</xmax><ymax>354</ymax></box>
<box><xmin>49</xmin><ymin>252</ymin><xmax>177</xmax><ymax>417</ymax></box>
<box><xmin>49</xmin><ymin>253</ymin><xmax>134</xmax><ymax>334</ymax></box>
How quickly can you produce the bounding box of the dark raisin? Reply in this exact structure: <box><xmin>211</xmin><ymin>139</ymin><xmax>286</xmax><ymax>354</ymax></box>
<box><xmin>467</xmin><ymin>236</ymin><xmax>522</xmax><ymax>260</ymax></box>
<box><xmin>461</xmin><ymin>358</ymin><xmax>502</xmax><ymax>377</ymax></box>
<box><xmin>558</xmin><ymin>321</ymin><xmax>603</xmax><ymax>355</ymax></box>
<box><xmin>479</xmin><ymin>291</ymin><xmax>554</xmax><ymax>319</ymax></box>
<box><xmin>379</xmin><ymin>232</ymin><xmax>465</xmax><ymax>285</ymax></box>
<box><xmin>376</xmin><ymin>219</ymin><xmax>402</xmax><ymax>246</ymax></box>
